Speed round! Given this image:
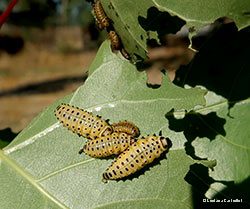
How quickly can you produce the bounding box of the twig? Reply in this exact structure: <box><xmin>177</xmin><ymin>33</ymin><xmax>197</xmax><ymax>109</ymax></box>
<box><xmin>0</xmin><ymin>0</ymin><xmax>19</xmax><ymax>28</ymax></box>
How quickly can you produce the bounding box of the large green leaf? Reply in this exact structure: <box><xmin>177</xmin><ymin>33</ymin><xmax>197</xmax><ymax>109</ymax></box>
<box><xmin>0</xmin><ymin>41</ymin><xmax>207</xmax><ymax>209</ymax></box>
<box><xmin>153</xmin><ymin>0</ymin><xmax>250</xmax><ymax>32</ymax></box>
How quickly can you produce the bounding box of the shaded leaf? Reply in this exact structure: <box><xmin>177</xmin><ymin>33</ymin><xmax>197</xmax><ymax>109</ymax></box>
<box><xmin>153</xmin><ymin>0</ymin><xmax>250</xmax><ymax>33</ymax></box>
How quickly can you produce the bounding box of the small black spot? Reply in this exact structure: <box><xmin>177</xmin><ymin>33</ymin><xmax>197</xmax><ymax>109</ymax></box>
<box><xmin>71</xmin><ymin>110</ymin><xmax>74</xmax><ymax>113</ymax></box>
<box><xmin>63</xmin><ymin>114</ymin><xmax>66</xmax><ymax>117</ymax></box>
<box><xmin>76</xmin><ymin>112</ymin><xmax>80</xmax><ymax>116</ymax></box>
<box><xmin>116</xmin><ymin>165</ymin><xmax>119</xmax><ymax>169</ymax></box>
<box><xmin>136</xmin><ymin>149</ymin><xmax>140</xmax><ymax>153</ymax></box>
<box><xmin>121</xmin><ymin>162</ymin><xmax>125</xmax><ymax>165</ymax></box>
<box><xmin>156</xmin><ymin>141</ymin><xmax>159</xmax><ymax>144</ymax></box>
<box><xmin>66</xmin><ymin>123</ymin><xmax>69</xmax><ymax>126</ymax></box>
<box><xmin>97</xmin><ymin>147</ymin><xmax>100</xmax><ymax>150</ymax></box>
<box><xmin>125</xmin><ymin>168</ymin><xmax>129</xmax><ymax>171</ymax></box>
<box><xmin>158</xmin><ymin>145</ymin><xmax>161</xmax><ymax>149</ymax></box>
<box><xmin>120</xmin><ymin>170</ymin><xmax>123</xmax><ymax>174</ymax></box>
<box><xmin>141</xmin><ymin>155</ymin><xmax>144</xmax><ymax>158</ymax></box>
<box><xmin>78</xmin><ymin>127</ymin><xmax>80</xmax><ymax>130</ymax></box>
<box><xmin>67</xmin><ymin>109</ymin><xmax>70</xmax><ymax>111</ymax></box>
<box><xmin>147</xmin><ymin>144</ymin><xmax>150</xmax><ymax>147</ymax></box>
<box><xmin>135</xmin><ymin>159</ymin><xmax>139</xmax><ymax>163</ymax></box>
<box><xmin>91</xmin><ymin>148</ymin><xmax>94</xmax><ymax>151</ymax></box>
<box><xmin>80</xmin><ymin>121</ymin><xmax>83</xmax><ymax>124</ymax></box>
<box><xmin>112</xmin><ymin>170</ymin><xmax>117</xmax><ymax>175</ymax></box>
<box><xmin>130</xmin><ymin>154</ymin><xmax>134</xmax><ymax>158</ymax></box>
<box><xmin>131</xmin><ymin>164</ymin><xmax>134</xmax><ymax>167</ymax></box>
<box><xmin>126</xmin><ymin>158</ymin><xmax>129</xmax><ymax>162</ymax></box>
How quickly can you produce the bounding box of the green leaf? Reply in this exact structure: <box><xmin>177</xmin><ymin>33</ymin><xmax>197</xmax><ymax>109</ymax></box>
<box><xmin>193</xmin><ymin>93</ymin><xmax>250</xmax><ymax>181</ymax></box>
<box><xmin>171</xmin><ymin>26</ymin><xmax>250</xmax><ymax>204</ymax></box>
<box><xmin>0</xmin><ymin>41</ymin><xmax>207</xmax><ymax>209</ymax></box>
<box><xmin>101</xmin><ymin>0</ymin><xmax>158</xmax><ymax>62</ymax></box>
<box><xmin>153</xmin><ymin>0</ymin><xmax>250</xmax><ymax>32</ymax></box>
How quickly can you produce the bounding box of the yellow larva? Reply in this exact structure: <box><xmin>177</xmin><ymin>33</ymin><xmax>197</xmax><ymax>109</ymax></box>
<box><xmin>94</xmin><ymin>0</ymin><xmax>110</xmax><ymax>30</ymax></box>
<box><xmin>102</xmin><ymin>136</ymin><xmax>171</xmax><ymax>181</ymax></box>
<box><xmin>55</xmin><ymin>104</ymin><xmax>113</xmax><ymax>140</ymax></box>
<box><xmin>108</xmin><ymin>30</ymin><xmax>121</xmax><ymax>50</ymax></box>
<box><xmin>112</xmin><ymin>121</ymin><xmax>139</xmax><ymax>138</ymax></box>
<box><xmin>79</xmin><ymin>132</ymin><xmax>135</xmax><ymax>157</ymax></box>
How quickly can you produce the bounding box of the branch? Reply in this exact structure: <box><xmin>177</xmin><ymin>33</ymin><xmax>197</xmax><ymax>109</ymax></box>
<box><xmin>0</xmin><ymin>0</ymin><xmax>19</xmax><ymax>28</ymax></box>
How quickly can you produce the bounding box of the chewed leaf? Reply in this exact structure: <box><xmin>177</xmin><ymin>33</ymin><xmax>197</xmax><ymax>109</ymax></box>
<box><xmin>153</xmin><ymin>0</ymin><xmax>250</xmax><ymax>34</ymax></box>
<box><xmin>1</xmin><ymin>41</ymin><xmax>208</xmax><ymax>209</ymax></box>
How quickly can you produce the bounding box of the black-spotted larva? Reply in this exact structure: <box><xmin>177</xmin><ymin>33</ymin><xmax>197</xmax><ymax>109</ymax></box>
<box><xmin>55</xmin><ymin>104</ymin><xmax>113</xmax><ymax>140</ymax></box>
<box><xmin>79</xmin><ymin>132</ymin><xmax>135</xmax><ymax>157</ymax></box>
<box><xmin>94</xmin><ymin>0</ymin><xmax>110</xmax><ymax>30</ymax></box>
<box><xmin>102</xmin><ymin>136</ymin><xmax>171</xmax><ymax>181</ymax></box>
<box><xmin>109</xmin><ymin>30</ymin><xmax>121</xmax><ymax>50</ymax></box>
<box><xmin>112</xmin><ymin>121</ymin><xmax>139</xmax><ymax>138</ymax></box>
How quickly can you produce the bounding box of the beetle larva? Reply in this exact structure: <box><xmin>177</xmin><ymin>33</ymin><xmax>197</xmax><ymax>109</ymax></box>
<box><xmin>112</xmin><ymin>121</ymin><xmax>139</xmax><ymax>138</ymax></box>
<box><xmin>55</xmin><ymin>104</ymin><xmax>113</xmax><ymax>140</ymax></box>
<box><xmin>94</xmin><ymin>0</ymin><xmax>110</xmax><ymax>30</ymax></box>
<box><xmin>79</xmin><ymin>132</ymin><xmax>135</xmax><ymax>157</ymax></box>
<box><xmin>109</xmin><ymin>30</ymin><xmax>121</xmax><ymax>50</ymax></box>
<box><xmin>102</xmin><ymin>136</ymin><xmax>171</xmax><ymax>181</ymax></box>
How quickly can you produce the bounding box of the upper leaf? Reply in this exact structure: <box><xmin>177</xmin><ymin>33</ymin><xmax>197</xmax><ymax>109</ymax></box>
<box><xmin>153</xmin><ymin>0</ymin><xmax>250</xmax><ymax>32</ymax></box>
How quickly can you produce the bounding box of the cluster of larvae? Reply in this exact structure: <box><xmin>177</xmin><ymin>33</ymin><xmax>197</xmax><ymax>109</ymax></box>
<box><xmin>55</xmin><ymin>104</ymin><xmax>171</xmax><ymax>182</ymax></box>
<box><xmin>92</xmin><ymin>0</ymin><xmax>130</xmax><ymax>59</ymax></box>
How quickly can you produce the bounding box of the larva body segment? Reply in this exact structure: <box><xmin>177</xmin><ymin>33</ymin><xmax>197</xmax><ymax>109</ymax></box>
<box><xmin>102</xmin><ymin>136</ymin><xmax>171</xmax><ymax>180</ymax></box>
<box><xmin>94</xmin><ymin>0</ymin><xmax>110</xmax><ymax>30</ymax></box>
<box><xmin>55</xmin><ymin>104</ymin><xmax>113</xmax><ymax>140</ymax></box>
<box><xmin>81</xmin><ymin>132</ymin><xmax>135</xmax><ymax>157</ymax></box>
<box><xmin>109</xmin><ymin>30</ymin><xmax>121</xmax><ymax>50</ymax></box>
<box><xmin>112</xmin><ymin>121</ymin><xmax>139</xmax><ymax>138</ymax></box>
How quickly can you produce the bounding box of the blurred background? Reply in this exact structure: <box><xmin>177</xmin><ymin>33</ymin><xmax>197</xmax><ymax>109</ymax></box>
<box><xmin>0</xmin><ymin>0</ymin><xmax>201</xmax><ymax>134</ymax></box>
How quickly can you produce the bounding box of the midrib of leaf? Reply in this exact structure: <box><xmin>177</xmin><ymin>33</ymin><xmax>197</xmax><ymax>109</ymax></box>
<box><xmin>3</xmin><ymin>122</ymin><xmax>61</xmax><ymax>154</ymax></box>
<box><xmin>0</xmin><ymin>150</ymin><xmax>69</xmax><ymax>209</ymax></box>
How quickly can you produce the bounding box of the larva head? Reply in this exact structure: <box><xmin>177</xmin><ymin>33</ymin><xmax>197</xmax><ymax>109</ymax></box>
<box><xmin>159</xmin><ymin>137</ymin><xmax>171</xmax><ymax>150</ymax></box>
